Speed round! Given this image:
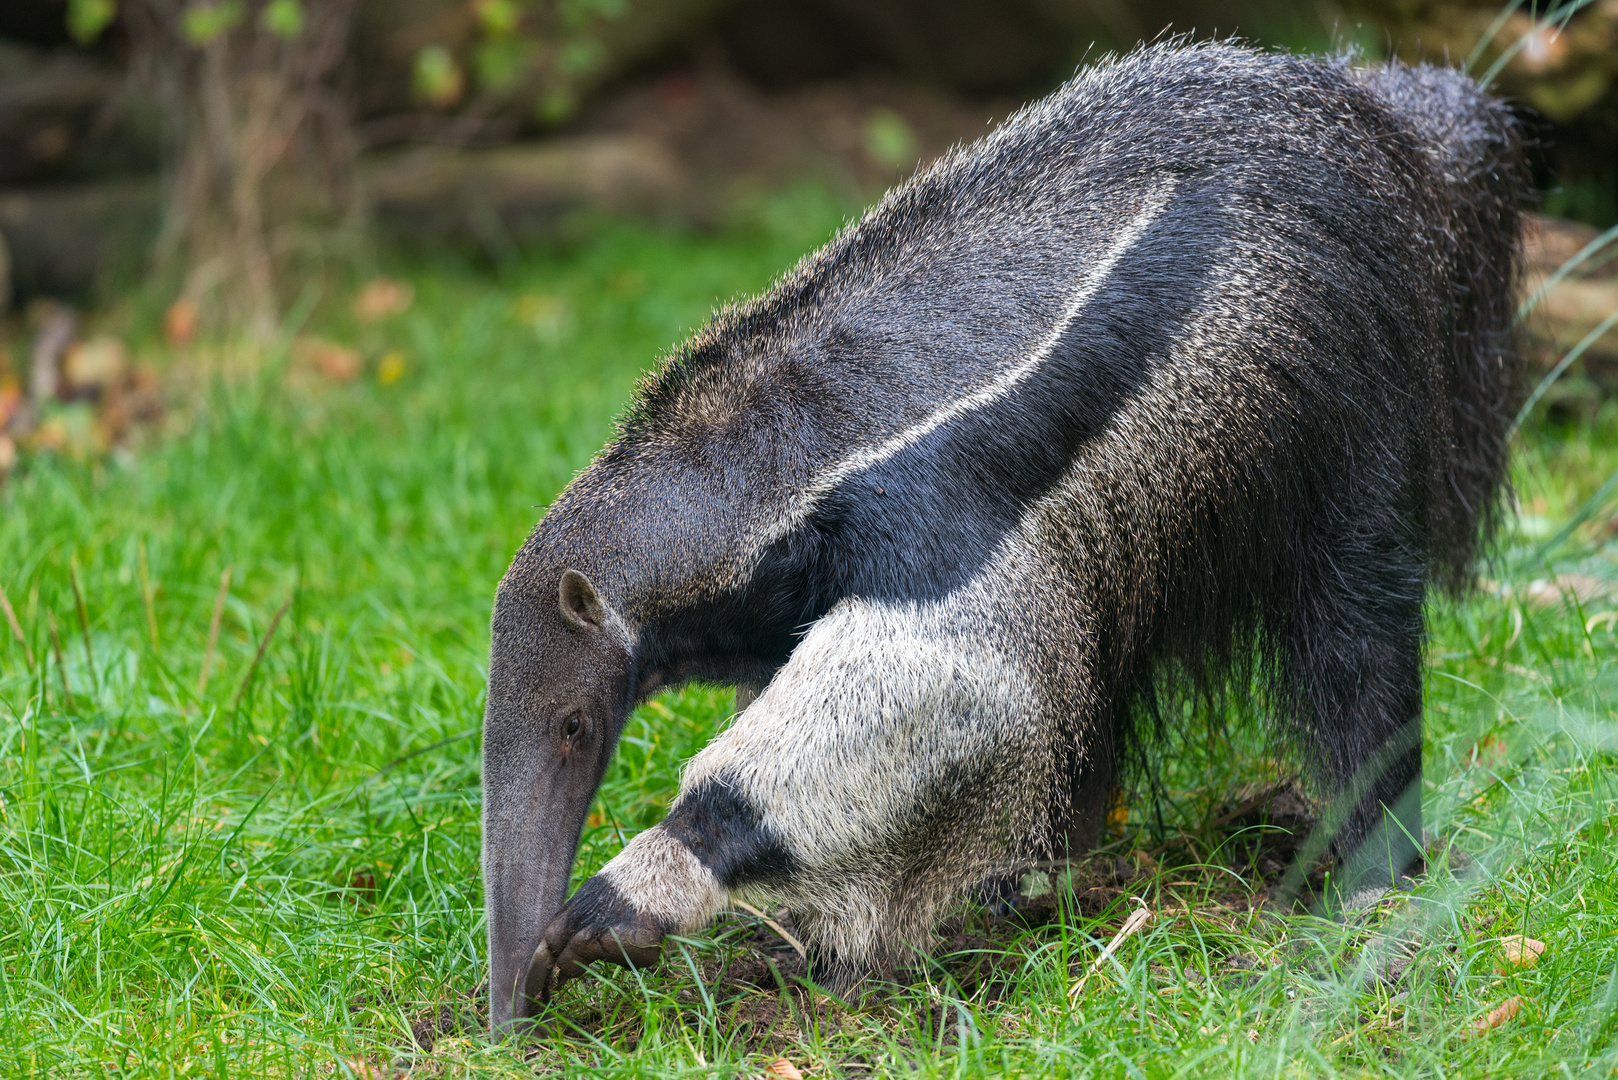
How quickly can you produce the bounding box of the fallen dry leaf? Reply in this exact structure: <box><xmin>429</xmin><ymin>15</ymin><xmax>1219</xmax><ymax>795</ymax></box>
<box><xmin>294</xmin><ymin>337</ymin><xmax>363</xmax><ymax>382</ymax></box>
<box><xmin>0</xmin><ymin>379</ymin><xmax>20</xmax><ymax>429</ymax></box>
<box><xmin>1470</xmin><ymin>996</ymin><xmax>1523</xmax><ymax>1035</ymax></box>
<box><xmin>764</xmin><ymin>1058</ymin><xmax>804</xmax><ymax>1080</ymax></box>
<box><xmin>339</xmin><ymin>1057</ymin><xmax>388</xmax><ymax>1079</ymax></box>
<box><xmin>1497</xmin><ymin>935</ymin><xmax>1546</xmax><ymax>973</ymax></box>
<box><xmin>1519</xmin><ymin>575</ymin><xmax>1610</xmax><ymax>609</ymax></box>
<box><xmin>164</xmin><ymin>297</ymin><xmax>199</xmax><ymax>346</ymax></box>
<box><xmin>354</xmin><ymin>278</ymin><xmax>414</xmax><ymax>321</ymax></box>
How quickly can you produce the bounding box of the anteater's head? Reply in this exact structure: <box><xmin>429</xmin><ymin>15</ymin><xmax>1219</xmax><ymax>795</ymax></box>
<box><xmin>482</xmin><ymin>561</ymin><xmax>633</xmax><ymax>1033</ymax></box>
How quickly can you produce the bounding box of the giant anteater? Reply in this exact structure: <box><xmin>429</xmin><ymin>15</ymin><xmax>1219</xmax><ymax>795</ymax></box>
<box><xmin>481</xmin><ymin>41</ymin><xmax>1528</xmax><ymax>1031</ymax></box>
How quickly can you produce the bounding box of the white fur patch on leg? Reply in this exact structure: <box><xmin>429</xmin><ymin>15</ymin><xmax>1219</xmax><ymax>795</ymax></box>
<box><xmin>598</xmin><ymin>825</ymin><xmax>729</xmax><ymax>933</ymax></box>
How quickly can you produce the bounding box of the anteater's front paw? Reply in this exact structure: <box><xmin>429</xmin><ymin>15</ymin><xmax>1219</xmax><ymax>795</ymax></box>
<box><xmin>524</xmin><ymin>876</ymin><xmax>665</xmax><ymax>1006</ymax></box>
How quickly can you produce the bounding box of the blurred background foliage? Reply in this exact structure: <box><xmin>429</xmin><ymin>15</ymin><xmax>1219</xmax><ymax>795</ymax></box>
<box><xmin>0</xmin><ymin>0</ymin><xmax>1614</xmax><ymax>314</ymax></box>
<box><xmin>0</xmin><ymin>0</ymin><xmax>1615</xmax><ymax>467</ymax></box>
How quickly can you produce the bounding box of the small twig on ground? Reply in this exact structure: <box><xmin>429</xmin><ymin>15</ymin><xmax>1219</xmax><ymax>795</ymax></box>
<box><xmin>199</xmin><ymin>566</ymin><xmax>232</xmax><ymax>694</ymax></box>
<box><xmin>232</xmin><ymin>595</ymin><xmax>292</xmax><ymax>710</ymax></box>
<box><xmin>1069</xmin><ymin>898</ymin><xmax>1153</xmax><ymax>1002</ymax></box>
<box><xmin>69</xmin><ymin>559</ymin><xmax>94</xmax><ymax>685</ymax></box>
<box><xmin>0</xmin><ymin>583</ymin><xmax>35</xmax><ymax>670</ymax></box>
<box><xmin>47</xmin><ymin>611</ymin><xmax>71</xmax><ymax>705</ymax></box>
<box><xmin>764</xmin><ymin>1057</ymin><xmax>804</xmax><ymax>1080</ymax></box>
<box><xmin>731</xmin><ymin>899</ymin><xmax>809</xmax><ymax>962</ymax></box>
<box><xmin>138</xmin><ymin>543</ymin><xmax>159</xmax><ymax>655</ymax></box>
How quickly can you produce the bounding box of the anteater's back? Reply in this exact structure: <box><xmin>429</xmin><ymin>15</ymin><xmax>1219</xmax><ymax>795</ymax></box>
<box><xmin>588</xmin><ymin>44</ymin><xmax>1526</xmax><ymax>630</ymax></box>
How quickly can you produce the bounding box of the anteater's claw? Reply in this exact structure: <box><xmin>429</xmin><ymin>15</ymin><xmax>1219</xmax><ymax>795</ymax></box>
<box><xmin>520</xmin><ymin>912</ymin><xmax>664</xmax><ymax>1016</ymax></box>
<box><xmin>533</xmin><ymin>904</ymin><xmax>664</xmax><ymax>1002</ymax></box>
<box><xmin>524</xmin><ymin>940</ymin><xmax>558</xmax><ymax>1011</ymax></box>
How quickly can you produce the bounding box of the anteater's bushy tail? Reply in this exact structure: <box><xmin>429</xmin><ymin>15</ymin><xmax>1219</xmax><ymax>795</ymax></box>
<box><xmin>1361</xmin><ymin>61</ymin><xmax>1532</xmax><ymax>592</ymax></box>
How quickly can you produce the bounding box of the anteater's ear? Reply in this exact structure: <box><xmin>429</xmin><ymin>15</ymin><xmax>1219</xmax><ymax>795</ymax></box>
<box><xmin>558</xmin><ymin>569</ymin><xmax>608</xmax><ymax>633</ymax></box>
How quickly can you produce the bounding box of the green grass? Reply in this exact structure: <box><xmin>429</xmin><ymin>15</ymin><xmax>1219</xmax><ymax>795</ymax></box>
<box><xmin>3</xmin><ymin>189</ymin><xmax>1618</xmax><ymax>1078</ymax></box>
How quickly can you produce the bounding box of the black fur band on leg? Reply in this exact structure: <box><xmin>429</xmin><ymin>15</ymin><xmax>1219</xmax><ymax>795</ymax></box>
<box><xmin>661</xmin><ymin>778</ymin><xmax>799</xmax><ymax>889</ymax></box>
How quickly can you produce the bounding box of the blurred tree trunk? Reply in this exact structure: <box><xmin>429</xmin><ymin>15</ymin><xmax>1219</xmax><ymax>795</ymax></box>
<box><xmin>123</xmin><ymin>0</ymin><xmax>359</xmax><ymax>338</ymax></box>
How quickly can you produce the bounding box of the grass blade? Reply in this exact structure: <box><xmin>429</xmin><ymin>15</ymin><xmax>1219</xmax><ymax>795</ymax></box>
<box><xmin>232</xmin><ymin>595</ymin><xmax>292</xmax><ymax>711</ymax></box>
<box><xmin>199</xmin><ymin>566</ymin><xmax>232</xmax><ymax>694</ymax></box>
<box><xmin>0</xmin><ymin>581</ymin><xmax>35</xmax><ymax>671</ymax></box>
<box><xmin>139</xmin><ymin>541</ymin><xmax>160</xmax><ymax>655</ymax></box>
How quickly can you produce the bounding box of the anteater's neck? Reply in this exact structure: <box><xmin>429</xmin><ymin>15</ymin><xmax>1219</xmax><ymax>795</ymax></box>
<box><xmin>531</xmin><ymin>428</ymin><xmax>833</xmax><ymax>698</ymax></box>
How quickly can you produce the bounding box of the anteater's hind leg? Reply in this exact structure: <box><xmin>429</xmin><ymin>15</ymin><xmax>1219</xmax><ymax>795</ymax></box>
<box><xmin>1283</xmin><ymin>535</ymin><xmax>1426</xmax><ymax>902</ymax></box>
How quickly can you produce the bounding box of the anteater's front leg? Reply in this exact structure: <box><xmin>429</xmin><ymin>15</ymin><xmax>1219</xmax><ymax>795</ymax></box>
<box><xmin>526</xmin><ymin>593</ymin><xmax>1075</xmax><ymax>1003</ymax></box>
<box><xmin>525</xmin><ymin>820</ymin><xmax>729</xmax><ymax>999</ymax></box>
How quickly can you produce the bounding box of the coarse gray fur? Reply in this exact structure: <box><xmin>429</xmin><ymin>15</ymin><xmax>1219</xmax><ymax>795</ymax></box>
<box><xmin>481</xmin><ymin>40</ymin><xmax>1528</xmax><ymax>1031</ymax></box>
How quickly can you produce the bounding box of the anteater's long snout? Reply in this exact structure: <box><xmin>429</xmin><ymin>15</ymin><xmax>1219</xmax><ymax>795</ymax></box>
<box><xmin>482</xmin><ymin>728</ymin><xmax>594</xmax><ymax>1033</ymax></box>
<box><xmin>483</xmin><ymin>810</ymin><xmax>575</xmax><ymax>1032</ymax></box>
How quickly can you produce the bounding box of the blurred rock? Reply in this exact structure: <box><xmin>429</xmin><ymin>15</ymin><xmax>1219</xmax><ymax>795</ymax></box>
<box><xmin>367</xmin><ymin>73</ymin><xmax>1008</xmax><ymax>252</ymax></box>
<box><xmin>0</xmin><ymin>225</ymin><xmax>10</xmax><ymax>313</ymax></box>
<box><xmin>63</xmin><ymin>334</ymin><xmax>128</xmax><ymax>394</ymax></box>
<box><xmin>0</xmin><ymin>178</ymin><xmax>161</xmax><ymax>300</ymax></box>
<box><xmin>366</xmin><ymin>134</ymin><xmax>686</xmax><ymax>252</ymax></box>
<box><xmin>0</xmin><ymin>40</ymin><xmax>126</xmax><ymax>185</ymax></box>
<box><xmin>576</xmin><ymin>69</ymin><xmax>1004</xmax><ymax>209</ymax></box>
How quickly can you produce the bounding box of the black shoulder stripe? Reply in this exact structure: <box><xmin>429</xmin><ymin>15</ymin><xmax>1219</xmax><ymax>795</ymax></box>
<box><xmin>661</xmin><ymin>778</ymin><xmax>799</xmax><ymax>888</ymax></box>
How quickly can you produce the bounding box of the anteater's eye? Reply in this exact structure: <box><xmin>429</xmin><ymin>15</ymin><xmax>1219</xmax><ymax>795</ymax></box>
<box><xmin>563</xmin><ymin>714</ymin><xmax>584</xmax><ymax>740</ymax></box>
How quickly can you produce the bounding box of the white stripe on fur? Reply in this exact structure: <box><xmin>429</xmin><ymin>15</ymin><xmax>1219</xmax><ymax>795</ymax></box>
<box><xmin>748</xmin><ymin>177</ymin><xmax>1177</xmax><ymax>551</ymax></box>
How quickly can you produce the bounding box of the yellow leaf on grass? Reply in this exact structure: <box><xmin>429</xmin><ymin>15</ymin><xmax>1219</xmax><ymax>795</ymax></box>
<box><xmin>377</xmin><ymin>350</ymin><xmax>407</xmax><ymax>385</ymax></box>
